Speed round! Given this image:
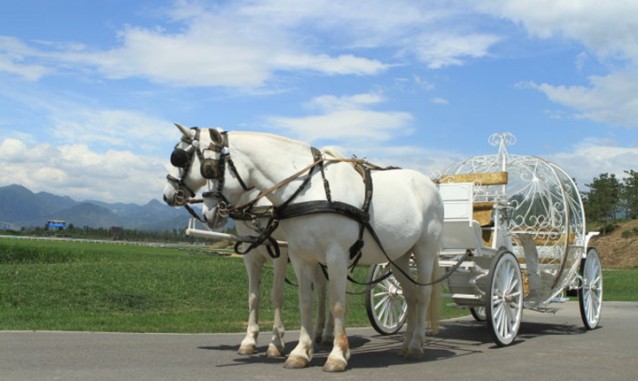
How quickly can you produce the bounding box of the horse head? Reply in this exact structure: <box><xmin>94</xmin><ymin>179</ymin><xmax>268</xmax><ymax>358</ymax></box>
<box><xmin>163</xmin><ymin>124</ymin><xmax>251</xmax><ymax>229</ymax></box>
<box><xmin>163</xmin><ymin>123</ymin><xmax>206</xmax><ymax>207</ymax></box>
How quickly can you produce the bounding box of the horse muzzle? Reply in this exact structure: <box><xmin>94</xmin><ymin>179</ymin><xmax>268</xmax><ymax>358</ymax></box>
<box><xmin>204</xmin><ymin>210</ymin><xmax>228</xmax><ymax>229</ymax></box>
<box><xmin>163</xmin><ymin>187</ymin><xmax>190</xmax><ymax>207</ymax></box>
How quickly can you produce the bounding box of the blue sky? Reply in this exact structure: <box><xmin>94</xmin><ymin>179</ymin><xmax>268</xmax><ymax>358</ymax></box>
<box><xmin>1</xmin><ymin>0</ymin><xmax>637</xmax><ymax>204</ymax></box>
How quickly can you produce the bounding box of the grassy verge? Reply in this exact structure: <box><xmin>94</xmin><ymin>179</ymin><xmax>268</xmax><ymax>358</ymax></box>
<box><xmin>1</xmin><ymin>238</ymin><xmax>634</xmax><ymax>333</ymax></box>
<box><xmin>600</xmin><ymin>268</ymin><xmax>638</xmax><ymax>301</ymax></box>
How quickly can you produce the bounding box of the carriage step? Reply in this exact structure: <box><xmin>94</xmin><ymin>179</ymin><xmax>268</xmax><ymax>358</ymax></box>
<box><xmin>525</xmin><ymin>306</ymin><xmax>559</xmax><ymax>314</ymax></box>
<box><xmin>443</xmin><ymin>293</ymin><xmax>481</xmax><ymax>300</ymax></box>
<box><xmin>439</xmin><ymin>260</ymin><xmax>475</xmax><ymax>268</ymax></box>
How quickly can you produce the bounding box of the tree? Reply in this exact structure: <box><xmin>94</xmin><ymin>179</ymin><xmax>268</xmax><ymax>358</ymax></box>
<box><xmin>583</xmin><ymin>173</ymin><xmax>622</xmax><ymax>221</ymax></box>
<box><xmin>622</xmin><ymin>170</ymin><xmax>638</xmax><ymax>219</ymax></box>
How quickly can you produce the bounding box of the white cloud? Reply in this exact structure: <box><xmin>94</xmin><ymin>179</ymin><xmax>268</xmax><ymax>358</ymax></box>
<box><xmin>0</xmin><ymin>1</ymin><xmax>504</xmax><ymax>88</ymax></box>
<box><xmin>268</xmin><ymin>92</ymin><xmax>414</xmax><ymax>143</ymax></box>
<box><xmin>474</xmin><ymin>0</ymin><xmax>638</xmax><ymax>60</ymax></box>
<box><xmin>49</xmin><ymin>108</ymin><xmax>174</xmax><ymax>152</ymax></box>
<box><xmin>410</xmin><ymin>33</ymin><xmax>502</xmax><ymax>69</ymax></box>
<box><xmin>547</xmin><ymin>138</ymin><xmax>638</xmax><ymax>188</ymax></box>
<box><xmin>431</xmin><ymin>97</ymin><xmax>449</xmax><ymax>105</ymax></box>
<box><xmin>0</xmin><ymin>37</ymin><xmax>52</xmax><ymax>81</ymax></box>
<box><xmin>306</xmin><ymin>93</ymin><xmax>386</xmax><ymax>111</ymax></box>
<box><xmin>0</xmin><ymin>137</ymin><xmax>167</xmax><ymax>203</ymax></box>
<box><xmin>527</xmin><ymin>70</ymin><xmax>638</xmax><ymax>127</ymax></box>
<box><xmin>473</xmin><ymin>0</ymin><xmax>638</xmax><ymax>128</ymax></box>
<box><xmin>274</xmin><ymin>53</ymin><xmax>386</xmax><ymax>76</ymax></box>
<box><xmin>0</xmin><ymin>138</ymin><xmax>27</xmax><ymax>160</ymax></box>
<box><xmin>0</xmin><ymin>76</ymin><xmax>175</xmax><ymax>153</ymax></box>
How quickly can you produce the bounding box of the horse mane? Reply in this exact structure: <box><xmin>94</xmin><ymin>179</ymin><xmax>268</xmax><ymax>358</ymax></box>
<box><xmin>320</xmin><ymin>146</ymin><xmax>347</xmax><ymax>160</ymax></box>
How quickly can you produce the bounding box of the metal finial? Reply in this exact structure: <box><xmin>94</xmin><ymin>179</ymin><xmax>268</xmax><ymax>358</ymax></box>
<box><xmin>489</xmin><ymin>132</ymin><xmax>516</xmax><ymax>171</ymax></box>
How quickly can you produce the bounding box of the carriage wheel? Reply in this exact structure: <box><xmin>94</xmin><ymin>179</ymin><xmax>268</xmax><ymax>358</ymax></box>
<box><xmin>470</xmin><ymin>306</ymin><xmax>486</xmax><ymax>322</ymax></box>
<box><xmin>579</xmin><ymin>247</ymin><xmax>603</xmax><ymax>330</ymax></box>
<box><xmin>365</xmin><ymin>263</ymin><xmax>407</xmax><ymax>335</ymax></box>
<box><xmin>485</xmin><ymin>250</ymin><xmax>523</xmax><ymax>347</ymax></box>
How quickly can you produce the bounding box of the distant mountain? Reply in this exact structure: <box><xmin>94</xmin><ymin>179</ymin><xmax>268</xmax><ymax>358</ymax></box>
<box><xmin>0</xmin><ymin>184</ymin><xmax>191</xmax><ymax>231</ymax></box>
<box><xmin>50</xmin><ymin>202</ymin><xmax>120</xmax><ymax>228</ymax></box>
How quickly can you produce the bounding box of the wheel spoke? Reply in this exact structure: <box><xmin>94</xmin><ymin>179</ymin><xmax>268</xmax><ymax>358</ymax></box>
<box><xmin>503</xmin><ymin>263</ymin><xmax>514</xmax><ymax>295</ymax></box>
<box><xmin>376</xmin><ymin>296</ymin><xmax>389</xmax><ymax>323</ymax></box>
<box><xmin>386</xmin><ymin>298</ymin><xmax>399</xmax><ymax>327</ymax></box>
<box><xmin>500</xmin><ymin>307</ymin><xmax>508</xmax><ymax>338</ymax></box>
<box><xmin>374</xmin><ymin>294</ymin><xmax>389</xmax><ymax>312</ymax></box>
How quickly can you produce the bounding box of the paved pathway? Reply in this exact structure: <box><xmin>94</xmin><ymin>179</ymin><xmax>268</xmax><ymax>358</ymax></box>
<box><xmin>1</xmin><ymin>302</ymin><xmax>636</xmax><ymax>381</ymax></box>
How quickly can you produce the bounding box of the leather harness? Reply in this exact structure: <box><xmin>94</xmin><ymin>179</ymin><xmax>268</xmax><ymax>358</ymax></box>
<box><xmin>220</xmin><ymin>145</ymin><xmax>379</xmax><ymax>265</ymax></box>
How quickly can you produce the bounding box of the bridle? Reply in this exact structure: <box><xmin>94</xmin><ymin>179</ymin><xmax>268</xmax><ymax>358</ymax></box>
<box><xmin>165</xmin><ymin>125</ymin><xmax>254</xmax><ymax>225</ymax></box>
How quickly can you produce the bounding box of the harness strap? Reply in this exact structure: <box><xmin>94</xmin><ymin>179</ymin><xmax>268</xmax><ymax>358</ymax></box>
<box><xmin>228</xmin><ymin>148</ymin><xmax>326</xmax><ymax>259</ymax></box>
<box><xmin>229</xmin><ymin>205</ymin><xmax>273</xmax><ymax>221</ymax></box>
<box><xmin>312</xmin><ymin>147</ymin><xmax>333</xmax><ymax>203</ymax></box>
<box><xmin>227</xmin><ymin>156</ymin><xmax>252</xmax><ymax>191</ymax></box>
<box><xmin>228</xmin><ymin>155</ymin><xmax>325</xmax><ymax>216</ymax></box>
<box><xmin>234</xmin><ymin>227</ymin><xmax>281</xmax><ymax>259</ymax></box>
<box><xmin>274</xmin><ymin>166</ymin><xmax>373</xmax><ymax>262</ymax></box>
<box><xmin>184</xmin><ymin>203</ymin><xmax>205</xmax><ymax>223</ymax></box>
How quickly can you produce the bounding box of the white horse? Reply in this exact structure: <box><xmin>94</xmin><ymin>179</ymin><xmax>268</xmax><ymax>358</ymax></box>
<box><xmin>221</xmin><ymin>191</ymin><xmax>334</xmax><ymax>356</ymax></box>
<box><xmin>163</xmin><ymin>129</ymin><xmax>332</xmax><ymax>358</ymax></box>
<box><xmin>232</xmin><ymin>193</ymin><xmax>290</xmax><ymax>357</ymax></box>
<box><xmin>165</xmin><ymin>126</ymin><xmax>443</xmax><ymax>372</ymax></box>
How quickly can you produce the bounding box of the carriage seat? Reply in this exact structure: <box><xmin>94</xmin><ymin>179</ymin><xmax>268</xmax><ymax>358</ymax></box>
<box><xmin>438</xmin><ymin>172</ymin><xmax>508</xmax><ymax>248</ymax></box>
<box><xmin>439</xmin><ymin>182</ymin><xmax>484</xmax><ymax>251</ymax></box>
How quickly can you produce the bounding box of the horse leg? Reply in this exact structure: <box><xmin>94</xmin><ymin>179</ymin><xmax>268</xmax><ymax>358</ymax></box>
<box><xmin>284</xmin><ymin>259</ymin><xmax>316</xmax><ymax>369</ymax></box>
<box><xmin>323</xmin><ymin>250</ymin><xmax>350</xmax><ymax>372</ymax></box>
<box><xmin>238</xmin><ymin>252</ymin><xmax>265</xmax><ymax>355</ymax></box>
<box><xmin>389</xmin><ymin>255</ymin><xmax>417</xmax><ymax>358</ymax></box>
<box><xmin>313</xmin><ymin>265</ymin><xmax>334</xmax><ymax>346</ymax></box>
<box><xmin>267</xmin><ymin>249</ymin><xmax>287</xmax><ymax>358</ymax></box>
<box><xmin>403</xmin><ymin>241</ymin><xmax>439</xmax><ymax>360</ymax></box>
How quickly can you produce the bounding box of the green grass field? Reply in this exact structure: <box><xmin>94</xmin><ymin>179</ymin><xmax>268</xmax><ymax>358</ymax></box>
<box><xmin>1</xmin><ymin>238</ymin><xmax>635</xmax><ymax>333</ymax></box>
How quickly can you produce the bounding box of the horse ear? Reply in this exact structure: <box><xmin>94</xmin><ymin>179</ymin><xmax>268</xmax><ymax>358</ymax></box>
<box><xmin>174</xmin><ymin>123</ymin><xmax>194</xmax><ymax>139</ymax></box>
<box><xmin>210</xmin><ymin>128</ymin><xmax>224</xmax><ymax>145</ymax></box>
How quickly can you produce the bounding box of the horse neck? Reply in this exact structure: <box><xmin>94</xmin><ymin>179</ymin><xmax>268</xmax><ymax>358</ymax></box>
<box><xmin>228</xmin><ymin>131</ymin><xmax>322</xmax><ymax>205</ymax></box>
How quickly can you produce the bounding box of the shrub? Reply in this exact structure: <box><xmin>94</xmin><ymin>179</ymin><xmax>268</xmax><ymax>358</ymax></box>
<box><xmin>599</xmin><ymin>223</ymin><xmax>619</xmax><ymax>235</ymax></box>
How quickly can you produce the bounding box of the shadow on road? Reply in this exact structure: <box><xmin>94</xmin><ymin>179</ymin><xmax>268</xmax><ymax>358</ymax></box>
<box><xmin>197</xmin><ymin>316</ymin><xmax>592</xmax><ymax>370</ymax></box>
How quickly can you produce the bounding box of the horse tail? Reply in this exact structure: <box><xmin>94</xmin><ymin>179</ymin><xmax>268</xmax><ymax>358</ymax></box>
<box><xmin>427</xmin><ymin>255</ymin><xmax>442</xmax><ymax>335</ymax></box>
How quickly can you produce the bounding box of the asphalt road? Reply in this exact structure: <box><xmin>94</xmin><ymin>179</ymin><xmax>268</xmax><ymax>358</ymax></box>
<box><xmin>1</xmin><ymin>301</ymin><xmax>636</xmax><ymax>381</ymax></box>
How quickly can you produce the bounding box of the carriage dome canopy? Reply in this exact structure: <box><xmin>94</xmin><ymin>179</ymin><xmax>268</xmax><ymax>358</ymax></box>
<box><xmin>440</xmin><ymin>133</ymin><xmax>586</xmax><ymax>302</ymax></box>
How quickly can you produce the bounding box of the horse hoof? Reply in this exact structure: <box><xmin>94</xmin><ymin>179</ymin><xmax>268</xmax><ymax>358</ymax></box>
<box><xmin>403</xmin><ymin>348</ymin><xmax>424</xmax><ymax>361</ymax></box>
<box><xmin>283</xmin><ymin>355</ymin><xmax>309</xmax><ymax>369</ymax></box>
<box><xmin>323</xmin><ymin>358</ymin><xmax>347</xmax><ymax>372</ymax></box>
<box><xmin>266</xmin><ymin>344</ymin><xmax>285</xmax><ymax>358</ymax></box>
<box><xmin>237</xmin><ymin>345</ymin><xmax>256</xmax><ymax>355</ymax></box>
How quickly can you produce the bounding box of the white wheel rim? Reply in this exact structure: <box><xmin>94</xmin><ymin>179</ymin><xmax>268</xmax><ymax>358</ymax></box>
<box><xmin>371</xmin><ymin>267</ymin><xmax>407</xmax><ymax>332</ymax></box>
<box><xmin>582</xmin><ymin>250</ymin><xmax>603</xmax><ymax>328</ymax></box>
<box><xmin>489</xmin><ymin>254</ymin><xmax>523</xmax><ymax>345</ymax></box>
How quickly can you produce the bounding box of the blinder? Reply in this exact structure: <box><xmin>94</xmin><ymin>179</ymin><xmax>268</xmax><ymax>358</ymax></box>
<box><xmin>170</xmin><ymin>127</ymin><xmax>200</xmax><ymax>168</ymax></box>
<box><xmin>170</xmin><ymin>145</ymin><xmax>195</xmax><ymax>168</ymax></box>
<box><xmin>200</xmin><ymin>158</ymin><xmax>223</xmax><ymax>179</ymax></box>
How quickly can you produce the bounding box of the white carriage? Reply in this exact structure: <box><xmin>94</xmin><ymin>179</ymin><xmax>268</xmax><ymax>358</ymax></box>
<box><xmin>366</xmin><ymin>133</ymin><xmax>603</xmax><ymax>345</ymax></box>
